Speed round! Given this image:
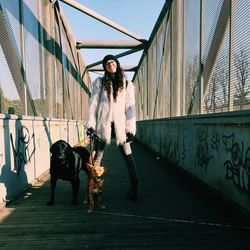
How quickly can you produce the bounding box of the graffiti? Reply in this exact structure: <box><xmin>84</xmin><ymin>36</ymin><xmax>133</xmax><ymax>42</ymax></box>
<box><xmin>196</xmin><ymin>129</ymin><xmax>212</xmax><ymax>171</ymax></box>
<box><xmin>10</xmin><ymin>126</ymin><xmax>36</xmax><ymax>176</ymax></box>
<box><xmin>222</xmin><ymin>133</ymin><xmax>234</xmax><ymax>152</ymax></box>
<box><xmin>182</xmin><ymin>136</ymin><xmax>187</xmax><ymax>162</ymax></box>
<box><xmin>211</xmin><ymin>130</ymin><xmax>220</xmax><ymax>152</ymax></box>
<box><xmin>165</xmin><ymin>136</ymin><xmax>186</xmax><ymax>165</ymax></box>
<box><xmin>167</xmin><ymin>137</ymin><xmax>181</xmax><ymax>164</ymax></box>
<box><xmin>222</xmin><ymin>133</ymin><xmax>250</xmax><ymax>193</ymax></box>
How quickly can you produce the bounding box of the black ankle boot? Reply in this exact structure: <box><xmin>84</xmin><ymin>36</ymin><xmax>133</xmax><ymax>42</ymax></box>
<box><xmin>127</xmin><ymin>179</ymin><xmax>138</xmax><ymax>200</ymax></box>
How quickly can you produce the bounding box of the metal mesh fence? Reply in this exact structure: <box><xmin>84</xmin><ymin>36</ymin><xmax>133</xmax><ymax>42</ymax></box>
<box><xmin>134</xmin><ymin>0</ymin><xmax>250</xmax><ymax>120</ymax></box>
<box><xmin>0</xmin><ymin>0</ymin><xmax>91</xmax><ymax>119</ymax></box>
<box><xmin>232</xmin><ymin>0</ymin><xmax>250</xmax><ymax>111</ymax></box>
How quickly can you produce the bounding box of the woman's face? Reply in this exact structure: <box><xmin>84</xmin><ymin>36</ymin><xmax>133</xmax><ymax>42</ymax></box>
<box><xmin>105</xmin><ymin>59</ymin><xmax>117</xmax><ymax>74</ymax></box>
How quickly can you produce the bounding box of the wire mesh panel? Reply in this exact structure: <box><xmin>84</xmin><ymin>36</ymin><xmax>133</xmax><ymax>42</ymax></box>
<box><xmin>155</xmin><ymin>14</ymin><xmax>171</xmax><ymax>119</ymax></box>
<box><xmin>61</xmin><ymin>23</ymin><xmax>74</xmax><ymax>119</ymax></box>
<box><xmin>133</xmin><ymin>0</ymin><xmax>250</xmax><ymax>119</ymax></box>
<box><xmin>0</xmin><ymin>0</ymin><xmax>25</xmax><ymax>115</ymax></box>
<box><xmin>0</xmin><ymin>0</ymin><xmax>91</xmax><ymax>119</ymax></box>
<box><xmin>202</xmin><ymin>0</ymin><xmax>229</xmax><ymax>114</ymax></box>
<box><xmin>134</xmin><ymin>61</ymin><xmax>147</xmax><ymax>121</ymax></box>
<box><xmin>183</xmin><ymin>0</ymin><xmax>201</xmax><ymax>115</ymax></box>
<box><xmin>232</xmin><ymin>0</ymin><xmax>250</xmax><ymax>111</ymax></box>
<box><xmin>147</xmin><ymin>42</ymin><xmax>157</xmax><ymax>119</ymax></box>
<box><xmin>54</xmin><ymin>9</ymin><xmax>64</xmax><ymax>119</ymax></box>
<box><xmin>23</xmin><ymin>0</ymin><xmax>43</xmax><ymax>116</ymax></box>
<box><xmin>153</xmin><ymin>24</ymin><xmax>164</xmax><ymax>119</ymax></box>
<box><xmin>161</xmin><ymin>25</ymin><xmax>171</xmax><ymax>118</ymax></box>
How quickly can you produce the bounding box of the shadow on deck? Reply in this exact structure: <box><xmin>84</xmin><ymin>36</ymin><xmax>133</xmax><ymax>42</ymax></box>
<box><xmin>0</xmin><ymin>141</ymin><xmax>250</xmax><ymax>249</ymax></box>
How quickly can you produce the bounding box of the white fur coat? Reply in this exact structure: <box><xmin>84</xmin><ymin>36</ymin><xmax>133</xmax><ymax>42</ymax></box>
<box><xmin>85</xmin><ymin>77</ymin><xmax>136</xmax><ymax>145</ymax></box>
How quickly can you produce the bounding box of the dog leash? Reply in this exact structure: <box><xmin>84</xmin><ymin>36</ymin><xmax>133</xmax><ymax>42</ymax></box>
<box><xmin>73</xmin><ymin>134</ymin><xmax>95</xmax><ymax>165</ymax></box>
<box><xmin>89</xmin><ymin>134</ymin><xmax>95</xmax><ymax>165</ymax></box>
<box><xmin>74</xmin><ymin>133</ymin><xmax>103</xmax><ymax>165</ymax></box>
<box><xmin>74</xmin><ymin>132</ymin><xmax>102</xmax><ymax>148</ymax></box>
<box><xmin>73</xmin><ymin>135</ymin><xmax>91</xmax><ymax>147</ymax></box>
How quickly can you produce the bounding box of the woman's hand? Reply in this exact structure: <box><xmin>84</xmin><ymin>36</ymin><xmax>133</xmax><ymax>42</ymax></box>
<box><xmin>86</xmin><ymin>128</ymin><xmax>94</xmax><ymax>136</ymax></box>
<box><xmin>126</xmin><ymin>132</ymin><xmax>134</xmax><ymax>143</ymax></box>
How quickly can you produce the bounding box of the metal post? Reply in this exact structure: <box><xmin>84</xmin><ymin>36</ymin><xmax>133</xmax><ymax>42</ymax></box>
<box><xmin>182</xmin><ymin>0</ymin><xmax>186</xmax><ymax>115</ymax></box>
<box><xmin>172</xmin><ymin>0</ymin><xmax>181</xmax><ymax>116</ymax></box>
<box><xmin>170</xmin><ymin>6</ymin><xmax>172</xmax><ymax>117</ymax></box>
<box><xmin>146</xmin><ymin>53</ymin><xmax>149</xmax><ymax>119</ymax></box>
<box><xmin>44</xmin><ymin>0</ymin><xmax>55</xmax><ymax>118</ymax></box>
<box><xmin>199</xmin><ymin>0</ymin><xmax>204</xmax><ymax>114</ymax></box>
<box><xmin>19</xmin><ymin>0</ymin><xmax>27</xmax><ymax>115</ymax></box>
<box><xmin>228</xmin><ymin>0</ymin><xmax>235</xmax><ymax>111</ymax></box>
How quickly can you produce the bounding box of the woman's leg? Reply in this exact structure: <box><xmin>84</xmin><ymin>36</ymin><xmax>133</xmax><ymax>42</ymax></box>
<box><xmin>119</xmin><ymin>143</ymin><xmax>138</xmax><ymax>200</ymax></box>
<box><xmin>93</xmin><ymin>139</ymin><xmax>106</xmax><ymax>166</ymax></box>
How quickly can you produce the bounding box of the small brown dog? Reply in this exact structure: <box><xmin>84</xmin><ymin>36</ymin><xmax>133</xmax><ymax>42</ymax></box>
<box><xmin>85</xmin><ymin>152</ymin><xmax>106</xmax><ymax>214</ymax></box>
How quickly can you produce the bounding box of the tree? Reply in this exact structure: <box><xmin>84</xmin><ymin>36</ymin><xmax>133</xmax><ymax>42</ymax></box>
<box><xmin>204</xmin><ymin>52</ymin><xmax>229</xmax><ymax>113</ymax></box>
<box><xmin>234</xmin><ymin>48</ymin><xmax>250</xmax><ymax>109</ymax></box>
<box><xmin>185</xmin><ymin>55</ymin><xmax>199</xmax><ymax>114</ymax></box>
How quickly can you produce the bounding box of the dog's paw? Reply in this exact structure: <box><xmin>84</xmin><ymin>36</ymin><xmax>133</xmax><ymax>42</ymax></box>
<box><xmin>86</xmin><ymin>209</ymin><xmax>93</xmax><ymax>214</ymax></box>
<box><xmin>99</xmin><ymin>205</ymin><xmax>106</xmax><ymax>209</ymax></box>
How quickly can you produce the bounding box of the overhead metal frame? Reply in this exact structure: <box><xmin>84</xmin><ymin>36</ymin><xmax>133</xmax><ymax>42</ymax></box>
<box><xmin>58</xmin><ymin>0</ymin><xmax>150</xmax><ymax>72</ymax></box>
<box><xmin>59</xmin><ymin>0</ymin><xmax>146</xmax><ymax>42</ymax></box>
<box><xmin>132</xmin><ymin>0</ymin><xmax>172</xmax><ymax>81</ymax></box>
<box><xmin>57</xmin><ymin>1</ymin><xmax>174</xmax><ymax>75</ymax></box>
<box><xmin>85</xmin><ymin>47</ymin><xmax>144</xmax><ymax>70</ymax></box>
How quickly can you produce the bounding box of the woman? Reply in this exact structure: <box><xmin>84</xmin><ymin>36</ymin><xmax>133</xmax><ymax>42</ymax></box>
<box><xmin>85</xmin><ymin>54</ymin><xmax>138</xmax><ymax>200</ymax></box>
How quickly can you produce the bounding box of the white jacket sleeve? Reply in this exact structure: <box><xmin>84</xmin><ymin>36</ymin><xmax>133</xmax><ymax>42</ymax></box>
<box><xmin>125</xmin><ymin>80</ymin><xmax>136</xmax><ymax>135</ymax></box>
<box><xmin>85</xmin><ymin>77</ymin><xmax>102</xmax><ymax>130</ymax></box>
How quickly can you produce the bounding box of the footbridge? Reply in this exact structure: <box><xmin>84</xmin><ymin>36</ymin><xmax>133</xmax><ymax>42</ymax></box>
<box><xmin>0</xmin><ymin>0</ymin><xmax>250</xmax><ymax>249</ymax></box>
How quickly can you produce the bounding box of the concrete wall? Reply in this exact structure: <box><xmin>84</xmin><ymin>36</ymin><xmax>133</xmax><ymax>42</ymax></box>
<box><xmin>0</xmin><ymin>114</ymin><xmax>84</xmax><ymax>206</ymax></box>
<box><xmin>136</xmin><ymin>110</ymin><xmax>250</xmax><ymax>213</ymax></box>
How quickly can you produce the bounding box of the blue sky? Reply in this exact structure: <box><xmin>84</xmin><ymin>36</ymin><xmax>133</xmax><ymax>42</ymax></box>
<box><xmin>60</xmin><ymin>0</ymin><xmax>165</xmax><ymax>79</ymax></box>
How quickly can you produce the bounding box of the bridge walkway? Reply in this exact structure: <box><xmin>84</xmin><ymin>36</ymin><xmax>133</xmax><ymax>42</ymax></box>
<box><xmin>0</xmin><ymin>141</ymin><xmax>249</xmax><ymax>249</ymax></box>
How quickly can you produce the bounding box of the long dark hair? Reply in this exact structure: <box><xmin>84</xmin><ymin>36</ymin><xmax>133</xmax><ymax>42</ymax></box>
<box><xmin>102</xmin><ymin>62</ymin><xmax>124</xmax><ymax>102</ymax></box>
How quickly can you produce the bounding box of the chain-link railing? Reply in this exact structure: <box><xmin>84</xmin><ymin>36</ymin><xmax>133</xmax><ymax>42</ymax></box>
<box><xmin>134</xmin><ymin>0</ymin><xmax>250</xmax><ymax>120</ymax></box>
<box><xmin>0</xmin><ymin>0</ymin><xmax>91</xmax><ymax>120</ymax></box>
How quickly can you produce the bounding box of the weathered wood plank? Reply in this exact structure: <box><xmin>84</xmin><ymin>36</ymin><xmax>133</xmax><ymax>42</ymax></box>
<box><xmin>0</xmin><ymin>142</ymin><xmax>250</xmax><ymax>249</ymax></box>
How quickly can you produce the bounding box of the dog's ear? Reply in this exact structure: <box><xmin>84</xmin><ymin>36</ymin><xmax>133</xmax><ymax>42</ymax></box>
<box><xmin>101</xmin><ymin>165</ymin><xmax>107</xmax><ymax>172</ymax></box>
<box><xmin>50</xmin><ymin>141</ymin><xmax>60</xmax><ymax>153</ymax></box>
<box><xmin>50</xmin><ymin>144</ymin><xmax>54</xmax><ymax>154</ymax></box>
<box><xmin>86</xmin><ymin>163</ymin><xmax>94</xmax><ymax>171</ymax></box>
<box><xmin>65</xmin><ymin>142</ymin><xmax>73</xmax><ymax>153</ymax></box>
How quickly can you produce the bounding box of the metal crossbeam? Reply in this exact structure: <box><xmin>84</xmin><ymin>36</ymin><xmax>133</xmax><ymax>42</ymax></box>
<box><xmin>88</xmin><ymin>65</ymin><xmax>137</xmax><ymax>72</ymax></box>
<box><xmin>59</xmin><ymin>0</ymin><xmax>146</xmax><ymax>42</ymax></box>
<box><xmin>76</xmin><ymin>40</ymin><xmax>145</xmax><ymax>49</ymax></box>
<box><xmin>86</xmin><ymin>47</ymin><xmax>144</xmax><ymax>69</ymax></box>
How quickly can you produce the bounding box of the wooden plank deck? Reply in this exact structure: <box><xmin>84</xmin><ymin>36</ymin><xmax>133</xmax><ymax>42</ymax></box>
<box><xmin>0</xmin><ymin>141</ymin><xmax>250</xmax><ymax>249</ymax></box>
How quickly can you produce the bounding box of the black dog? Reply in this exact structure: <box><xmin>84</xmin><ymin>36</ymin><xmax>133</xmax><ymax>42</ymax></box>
<box><xmin>47</xmin><ymin>140</ymin><xmax>90</xmax><ymax>205</ymax></box>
